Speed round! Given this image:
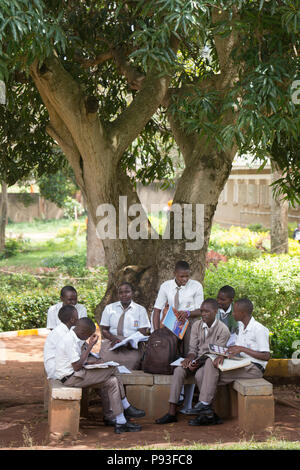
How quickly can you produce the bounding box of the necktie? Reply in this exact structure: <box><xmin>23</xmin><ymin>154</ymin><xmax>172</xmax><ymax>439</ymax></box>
<box><xmin>117</xmin><ymin>305</ymin><xmax>131</xmax><ymax>336</ymax></box>
<box><xmin>174</xmin><ymin>286</ymin><xmax>181</xmax><ymax>310</ymax></box>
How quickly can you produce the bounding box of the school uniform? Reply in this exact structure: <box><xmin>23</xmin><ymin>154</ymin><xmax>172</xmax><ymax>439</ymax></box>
<box><xmin>54</xmin><ymin>329</ymin><xmax>125</xmax><ymax>418</ymax></box>
<box><xmin>99</xmin><ymin>301</ymin><xmax>150</xmax><ymax>370</ymax></box>
<box><xmin>169</xmin><ymin>319</ymin><xmax>230</xmax><ymax>404</ymax></box>
<box><xmin>216</xmin><ymin>304</ymin><xmax>239</xmax><ymax>346</ymax></box>
<box><xmin>46</xmin><ymin>302</ymin><xmax>87</xmax><ymax>329</ymax></box>
<box><xmin>44</xmin><ymin>323</ymin><xmax>75</xmax><ymax>379</ymax></box>
<box><xmin>192</xmin><ymin>316</ymin><xmax>270</xmax><ymax>405</ymax></box>
<box><xmin>154</xmin><ymin>278</ymin><xmax>204</xmax><ymax>356</ymax></box>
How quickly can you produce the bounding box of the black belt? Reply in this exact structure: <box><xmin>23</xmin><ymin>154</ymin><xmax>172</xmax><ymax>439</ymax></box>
<box><xmin>60</xmin><ymin>373</ymin><xmax>74</xmax><ymax>384</ymax></box>
<box><xmin>253</xmin><ymin>362</ymin><xmax>265</xmax><ymax>373</ymax></box>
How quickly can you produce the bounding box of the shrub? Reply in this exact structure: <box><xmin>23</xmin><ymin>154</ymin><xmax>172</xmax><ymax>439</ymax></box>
<box><xmin>289</xmin><ymin>239</ymin><xmax>300</xmax><ymax>257</ymax></box>
<box><xmin>0</xmin><ymin>236</ymin><xmax>29</xmax><ymax>259</ymax></box>
<box><xmin>247</xmin><ymin>223</ymin><xmax>269</xmax><ymax>233</ymax></box>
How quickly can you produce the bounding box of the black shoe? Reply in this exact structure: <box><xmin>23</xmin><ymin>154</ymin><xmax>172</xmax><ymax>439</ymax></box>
<box><xmin>189</xmin><ymin>412</ymin><xmax>222</xmax><ymax>426</ymax></box>
<box><xmin>185</xmin><ymin>402</ymin><xmax>213</xmax><ymax>415</ymax></box>
<box><xmin>155</xmin><ymin>413</ymin><xmax>178</xmax><ymax>424</ymax></box>
<box><xmin>114</xmin><ymin>421</ymin><xmax>142</xmax><ymax>434</ymax></box>
<box><xmin>103</xmin><ymin>418</ymin><xmax>116</xmax><ymax>427</ymax></box>
<box><xmin>124</xmin><ymin>405</ymin><xmax>146</xmax><ymax>419</ymax></box>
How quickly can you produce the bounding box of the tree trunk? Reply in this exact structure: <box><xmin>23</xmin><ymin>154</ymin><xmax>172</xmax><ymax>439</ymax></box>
<box><xmin>0</xmin><ymin>181</ymin><xmax>8</xmax><ymax>252</ymax></box>
<box><xmin>28</xmin><ymin>33</ymin><xmax>239</xmax><ymax>322</ymax></box>
<box><xmin>270</xmin><ymin>166</ymin><xmax>289</xmax><ymax>254</ymax></box>
<box><xmin>86</xmin><ymin>213</ymin><xmax>106</xmax><ymax>268</ymax></box>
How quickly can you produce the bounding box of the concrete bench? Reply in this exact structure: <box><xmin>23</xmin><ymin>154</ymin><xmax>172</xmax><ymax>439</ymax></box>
<box><xmin>119</xmin><ymin>371</ymin><xmax>274</xmax><ymax>433</ymax></box>
<box><xmin>47</xmin><ymin>372</ymin><xmax>274</xmax><ymax>436</ymax></box>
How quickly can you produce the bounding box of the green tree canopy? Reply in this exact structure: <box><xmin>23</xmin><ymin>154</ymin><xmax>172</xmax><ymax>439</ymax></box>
<box><xmin>0</xmin><ymin>1</ymin><xmax>299</xmax><ymax>309</ymax></box>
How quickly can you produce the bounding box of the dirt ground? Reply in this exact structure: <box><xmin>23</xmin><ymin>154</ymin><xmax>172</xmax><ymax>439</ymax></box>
<box><xmin>0</xmin><ymin>335</ymin><xmax>299</xmax><ymax>450</ymax></box>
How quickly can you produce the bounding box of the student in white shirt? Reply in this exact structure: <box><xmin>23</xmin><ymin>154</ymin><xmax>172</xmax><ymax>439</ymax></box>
<box><xmin>216</xmin><ymin>285</ymin><xmax>239</xmax><ymax>346</ymax></box>
<box><xmin>54</xmin><ymin>317</ymin><xmax>145</xmax><ymax>434</ymax></box>
<box><xmin>187</xmin><ymin>297</ymin><xmax>270</xmax><ymax>426</ymax></box>
<box><xmin>46</xmin><ymin>285</ymin><xmax>87</xmax><ymax>330</ymax></box>
<box><xmin>152</xmin><ymin>260</ymin><xmax>204</xmax><ymax>413</ymax></box>
<box><xmin>44</xmin><ymin>305</ymin><xmax>79</xmax><ymax>379</ymax></box>
<box><xmin>99</xmin><ymin>282</ymin><xmax>150</xmax><ymax>370</ymax></box>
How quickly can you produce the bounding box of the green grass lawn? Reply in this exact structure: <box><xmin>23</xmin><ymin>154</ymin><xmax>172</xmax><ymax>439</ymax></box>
<box><xmin>6</xmin><ymin>216</ymin><xmax>86</xmax><ymax>234</ymax></box>
<box><xmin>2</xmin><ymin>217</ymin><xmax>87</xmax><ymax>269</ymax></box>
<box><xmin>107</xmin><ymin>437</ymin><xmax>300</xmax><ymax>450</ymax></box>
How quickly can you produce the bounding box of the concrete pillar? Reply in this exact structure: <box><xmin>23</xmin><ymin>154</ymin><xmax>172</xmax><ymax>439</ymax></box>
<box><xmin>48</xmin><ymin>398</ymin><xmax>81</xmax><ymax>437</ymax></box>
<box><xmin>237</xmin><ymin>394</ymin><xmax>274</xmax><ymax>432</ymax></box>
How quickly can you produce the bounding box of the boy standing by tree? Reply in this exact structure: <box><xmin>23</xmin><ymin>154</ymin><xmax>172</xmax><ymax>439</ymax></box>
<box><xmin>153</xmin><ymin>260</ymin><xmax>204</xmax><ymax>412</ymax></box>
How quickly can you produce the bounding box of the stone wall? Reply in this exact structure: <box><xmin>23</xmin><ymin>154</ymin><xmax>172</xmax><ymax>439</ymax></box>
<box><xmin>0</xmin><ymin>193</ymin><xmax>64</xmax><ymax>223</ymax></box>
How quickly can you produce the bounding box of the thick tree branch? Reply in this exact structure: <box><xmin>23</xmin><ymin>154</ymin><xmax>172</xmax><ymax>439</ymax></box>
<box><xmin>30</xmin><ymin>56</ymin><xmax>113</xmax><ymax>179</ymax></box>
<box><xmin>212</xmin><ymin>9</ymin><xmax>241</xmax><ymax>88</ymax></box>
<box><xmin>76</xmin><ymin>46</ymin><xmax>146</xmax><ymax>91</ymax></box>
<box><xmin>108</xmin><ymin>72</ymin><xmax>171</xmax><ymax>159</ymax></box>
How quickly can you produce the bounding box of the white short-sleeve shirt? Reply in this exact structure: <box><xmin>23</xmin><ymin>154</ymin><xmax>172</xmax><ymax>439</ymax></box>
<box><xmin>46</xmin><ymin>302</ymin><xmax>87</xmax><ymax>329</ymax></box>
<box><xmin>236</xmin><ymin>316</ymin><xmax>270</xmax><ymax>368</ymax></box>
<box><xmin>44</xmin><ymin>322</ymin><xmax>70</xmax><ymax>379</ymax></box>
<box><xmin>100</xmin><ymin>301</ymin><xmax>150</xmax><ymax>338</ymax></box>
<box><xmin>154</xmin><ymin>279</ymin><xmax>204</xmax><ymax>312</ymax></box>
<box><xmin>54</xmin><ymin>329</ymin><xmax>83</xmax><ymax>380</ymax></box>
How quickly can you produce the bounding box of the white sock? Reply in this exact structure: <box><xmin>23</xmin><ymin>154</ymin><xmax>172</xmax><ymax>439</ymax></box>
<box><xmin>183</xmin><ymin>384</ymin><xmax>195</xmax><ymax>409</ymax></box>
<box><xmin>201</xmin><ymin>401</ymin><xmax>209</xmax><ymax>406</ymax></box>
<box><xmin>115</xmin><ymin>413</ymin><xmax>127</xmax><ymax>425</ymax></box>
<box><xmin>121</xmin><ymin>397</ymin><xmax>130</xmax><ymax>410</ymax></box>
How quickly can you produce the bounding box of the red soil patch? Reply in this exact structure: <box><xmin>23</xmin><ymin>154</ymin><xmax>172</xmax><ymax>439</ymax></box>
<box><xmin>0</xmin><ymin>336</ymin><xmax>299</xmax><ymax>450</ymax></box>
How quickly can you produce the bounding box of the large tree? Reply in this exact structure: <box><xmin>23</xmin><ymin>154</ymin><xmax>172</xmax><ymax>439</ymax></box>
<box><xmin>1</xmin><ymin>1</ymin><xmax>299</xmax><ymax>317</ymax></box>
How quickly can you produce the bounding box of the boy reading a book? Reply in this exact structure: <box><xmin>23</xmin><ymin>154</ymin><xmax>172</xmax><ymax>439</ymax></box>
<box><xmin>155</xmin><ymin>298</ymin><xmax>230</xmax><ymax>424</ymax></box>
<box><xmin>186</xmin><ymin>298</ymin><xmax>270</xmax><ymax>426</ymax></box>
<box><xmin>54</xmin><ymin>317</ymin><xmax>145</xmax><ymax>434</ymax></box>
<box><xmin>99</xmin><ymin>282</ymin><xmax>150</xmax><ymax>370</ymax></box>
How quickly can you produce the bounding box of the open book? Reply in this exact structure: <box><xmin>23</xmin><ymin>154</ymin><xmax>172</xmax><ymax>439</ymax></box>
<box><xmin>206</xmin><ymin>353</ymin><xmax>251</xmax><ymax>372</ymax></box>
<box><xmin>209</xmin><ymin>344</ymin><xmax>230</xmax><ymax>357</ymax></box>
<box><xmin>109</xmin><ymin>331</ymin><xmax>149</xmax><ymax>351</ymax></box>
<box><xmin>84</xmin><ymin>361</ymin><xmax>119</xmax><ymax>369</ymax></box>
<box><xmin>162</xmin><ymin>306</ymin><xmax>189</xmax><ymax>340</ymax></box>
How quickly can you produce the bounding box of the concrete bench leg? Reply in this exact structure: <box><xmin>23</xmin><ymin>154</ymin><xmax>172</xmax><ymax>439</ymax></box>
<box><xmin>237</xmin><ymin>394</ymin><xmax>274</xmax><ymax>432</ymax></box>
<box><xmin>125</xmin><ymin>384</ymin><xmax>170</xmax><ymax>420</ymax></box>
<box><xmin>44</xmin><ymin>374</ymin><xmax>49</xmax><ymax>412</ymax></box>
<box><xmin>213</xmin><ymin>385</ymin><xmax>232</xmax><ymax>418</ymax></box>
<box><xmin>48</xmin><ymin>397</ymin><xmax>81</xmax><ymax>437</ymax></box>
<box><xmin>80</xmin><ymin>388</ymin><xmax>89</xmax><ymax>418</ymax></box>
